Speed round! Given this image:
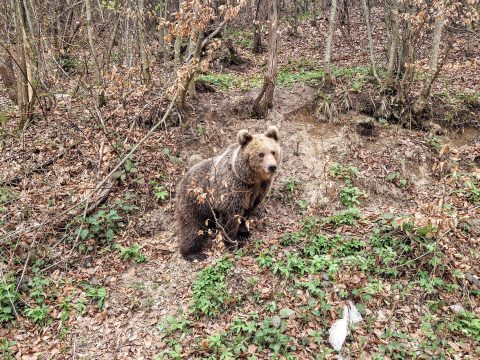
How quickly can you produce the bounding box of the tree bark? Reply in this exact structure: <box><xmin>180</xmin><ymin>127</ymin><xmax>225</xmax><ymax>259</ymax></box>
<box><xmin>106</xmin><ymin>17</ymin><xmax>120</xmax><ymax>69</ymax></box>
<box><xmin>85</xmin><ymin>0</ymin><xmax>101</xmax><ymax>86</ymax></box>
<box><xmin>385</xmin><ymin>0</ymin><xmax>399</xmax><ymax>88</ymax></box>
<box><xmin>361</xmin><ymin>0</ymin><xmax>380</xmax><ymax>84</ymax></box>
<box><xmin>85</xmin><ymin>0</ymin><xmax>105</xmax><ymax>106</ymax></box>
<box><xmin>323</xmin><ymin>0</ymin><xmax>337</xmax><ymax>90</ymax></box>
<box><xmin>413</xmin><ymin>6</ymin><xmax>446</xmax><ymax>116</ymax></box>
<box><xmin>14</xmin><ymin>0</ymin><xmax>35</xmax><ymax>128</ymax></box>
<box><xmin>0</xmin><ymin>54</ymin><xmax>18</xmax><ymax>103</ymax></box>
<box><xmin>158</xmin><ymin>0</ymin><xmax>170</xmax><ymax>74</ymax></box>
<box><xmin>253</xmin><ymin>0</ymin><xmax>262</xmax><ymax>53</ymax></box>
<box><xmin>466</xmin><ymin>22</ymin><xmax>473</xmax><ymax>57</ymax></box>
<box><xmin>136</xmin><ymin>0</ymin><xmax>151</xmax><ymax>84</ymax></box>
<box><xmin>311</xmin><ymin>0</ymin><xmax>318</xmax><ymax>26</ymax></box>
<box><xmin>428</xmin><ymin>8</ymin><xmax>445</xmax><ymax>72</ymax></box>
<box><xmin>252</xmin><ymin>0</ymin><xmax>278</xmax><ymax>118</ymax></box>
<box><xmin>174</xmin><ymin>0</ymin><xmax>183</xmax><ymax>67</ymax></box>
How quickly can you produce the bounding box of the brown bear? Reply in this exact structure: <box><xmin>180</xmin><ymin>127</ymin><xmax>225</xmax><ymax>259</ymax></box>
<box><xmin>176</xmin><ymin>126</ymin><xmax>281</xmax><ymax>260</ymax></box>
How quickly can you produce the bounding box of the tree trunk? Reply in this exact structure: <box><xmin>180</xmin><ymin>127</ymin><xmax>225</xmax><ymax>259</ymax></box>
<box><xmin>252</xmin><ymin>0</ymin><xmax>262</xmax><ymax>53</ymax></box>
<box><xmin>385</xmin><ymin>0</ymin><xmax>399</xmax><ymax>88</ymax></box>
<box><xmin>292</xmin><ymin>0</ymin><xmax>298</xmax><ymax>35</ymax></box>
<box><xmin>185</xmin><ymin>1</ymin><xmax>203</xmax><ymax>101</ymax></box>
<box><xmin>428</xmin><ymin>9</ymin><xmax>445</xmax><ymax>72</ymax></box>
<box><xmin>0</xmin><ymin>53</ymin><xmax>18</xmax><ymax>104</ymax></box>
<box><xmin>323</xmin><ymin>0</ymin><xmax>337</xmax><ymax>90</ymax></box>
<box><xmin>162</xmin><ymin>0</ymin><xmax>170</xmax><ymax>80</ymax></box>
<box><xmin>252</xmin><ymin>0</ymin><xmax>278</xmax><ymax>118</ymax></box>
<box><xmin>85</xmin><ymin>0</ymin><xmax>106</xmax><ymax>106</ymax></box>
<box><xmin>466</xmin><ymin>22</ymin><xmax>473</xmax><ymax>57</ymax></box>
<box><xmin>137</xmin><ymin>0</ymin><xmax>151</xmax><ymax>84</ymax></box>
<box><xmin>311</xmin><ymin>0</ymin><xmax>318</xmax><ymax>26</ymax></box>
<box><xmin>85</xmin><ymin>0</ymin><xmax>101</xmax><ymax>86</ymax></box>
<box><xmin>361</xmin><ymin>0</ymin><xmax>380</xmax><ymax>84</ymax></box>
<box><xmin>413</xmin><ymin>6</ymin><xmax>445</xmax><ymax>117</ymax></box>
<box><xmin>174</xmin><ymin>0</ymin><xmax>184</xmax><ymax>67</ymax></box>
<box><xmin>105</xmin><ymin>0</ymin><xmax>121</xmax><ymax>69</ymax></box>
<box><xmin>106</xmin><ymin>17</ymin><xmax>120</xmax><ymax>69</ymax></box>
<box><xmin>14</xmin><ymin>0</ymin><xmax>35</xmax><ymax>128</ymax></box>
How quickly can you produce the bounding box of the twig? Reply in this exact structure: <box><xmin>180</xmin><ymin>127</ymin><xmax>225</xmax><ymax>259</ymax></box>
<box><xmin>206</xmin><ymin>197</ymin><xmax>239</xmax><ymax>247</ymax></box>
<box><xmin>200</xmin><ymin>19</ymin><xmax>228</xmax><ymax>51</ymax></box>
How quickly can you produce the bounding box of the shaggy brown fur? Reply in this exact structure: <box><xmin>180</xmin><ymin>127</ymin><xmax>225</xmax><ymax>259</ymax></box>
<box><xmin>176</xmin><ymin>126</ymin><xmax>281</xmax><ymax>260</ymax></box>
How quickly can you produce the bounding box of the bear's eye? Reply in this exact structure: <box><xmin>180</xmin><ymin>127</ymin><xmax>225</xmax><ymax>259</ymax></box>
<box><xmin>271</xmin><ymin>151</ymin><xmax>276</xmax><ymax>156</ymax></box>
<box><xmin>259</xmin><ymin>153</ymin><xmax>265</xmax><ymax>158</ymax></box>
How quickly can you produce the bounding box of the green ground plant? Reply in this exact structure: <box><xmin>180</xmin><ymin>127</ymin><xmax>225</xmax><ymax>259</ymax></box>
<box><xmin>0</xmin><ymin>338</ymin><xmax>16</xmax><ymax>360</ymax></box>
<box><xmin>150</xmin><ymin>179</ymin><xmax>169</xmax><ymax>202</ymax></box>
<box><xmin>70</xmin><ymin>194</ymin><xmax>137</xmax><ymax>251</ymax></box>
<box><xmin>85</xmin><ymin>284</ymin><xmax>107</xmax><ymax>310</ymax></box>
<box><xmin>115</xmin><ymin>243</ymin><xmax>147</xmax><ymax>263</ymax></box>
<box><xmin>190</xmin><ymin>258</ymin><xmax>233</xmax><ymax>317</ymax></box>
<box><xmin>0</xmin><ymin>276</ymin><xmax>18</xmax><ymax>323</ymax></box>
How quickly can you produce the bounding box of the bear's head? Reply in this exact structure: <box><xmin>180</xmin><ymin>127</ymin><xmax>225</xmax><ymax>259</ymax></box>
<box><xmin>237</xmin><ymin>126</ymin><xmax>281</xmax><ymax>181</ymax></box>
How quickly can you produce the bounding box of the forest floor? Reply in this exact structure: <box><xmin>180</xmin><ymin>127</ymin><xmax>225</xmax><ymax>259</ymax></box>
<box><xmin>1</xmin><ymin>10</ymin><xmax>480</xmax><ymax>360</ymax></box>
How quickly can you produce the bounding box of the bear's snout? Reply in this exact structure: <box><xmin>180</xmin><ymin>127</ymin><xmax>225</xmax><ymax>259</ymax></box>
<box><xmin>268</xmin><ymin>165</ymin><xmax>277</xmax><ymax>173</ymax></box>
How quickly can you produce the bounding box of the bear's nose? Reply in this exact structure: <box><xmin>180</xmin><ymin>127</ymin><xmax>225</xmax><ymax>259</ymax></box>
<box><xmin>268</xmin><ymin>165</ymin><xmax>277</xmax><ymax>173</ymax></box>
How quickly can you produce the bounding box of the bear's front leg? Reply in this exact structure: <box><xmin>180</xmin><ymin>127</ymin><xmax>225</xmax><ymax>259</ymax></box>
<box><xmin>178</xmin><ymin>217</ymin><xmax>209</xmax><ymax>261</ymax></box>
<box><xmin>237</xmin><ymin>219</ymin><xmax>251</xmax><ymax>244</ymax></box>
<box><xmin>218</xmin><ymin>213</ymin><xmax>241</xmax><ymax>251</ymax></box>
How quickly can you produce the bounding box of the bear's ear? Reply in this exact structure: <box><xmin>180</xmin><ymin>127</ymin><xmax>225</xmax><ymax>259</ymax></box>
<box><xmin>237</xmin><ymin>129</ymin><xmax>253</xmax><ymax>146</ymax></box>
<box><xmin>265</xmin><ymin>125</ymin><xmax>279</xmax><ymax>141</ymax></box>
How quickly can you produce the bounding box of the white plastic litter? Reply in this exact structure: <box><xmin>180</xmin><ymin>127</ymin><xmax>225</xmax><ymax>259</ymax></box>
<box><xmin>328</xmin><ymin>301</ymin><xmax>363</xmax><ymax>352</ymax></box>
<box><xmin>450</xmin><ymin>303</ymin><xmax>465</xmax><ymax>314</ymax></box>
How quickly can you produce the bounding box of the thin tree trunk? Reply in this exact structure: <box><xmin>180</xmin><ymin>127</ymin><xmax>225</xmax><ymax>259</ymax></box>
<box><xmin>323</xmin><ymin>0</ymin><xmax>337</xmax><ymax>90</ymax></box>
<box><xmin>413</xmin><ymin>6</ymin><xmax>445</xmax><ymax>116</ymax></box>
<box><xmin>252</xmin><ymin>0</ymin><xmax>278</xmax><ymax>118</ymax></box>
<box><xmin>428</xmin><ymin>9</ymin><xmax>445</xmax><ymax>72</ymax></box>
<box><xmin>0</xmin><ymin>54</ymin><xmax>18</xmax><ymax>103</ymax></box>
<box><xmin>293</xmin><ymin>0</ymin><xmax>298</xmax><ymax>34</ymax></box>
<box><xmin>125</xmin><ymin>13</ymin><xmax>132</xmax><ymax>68</ymax></box>
<box><xmin>361</xmin><ymin>0</ymin><xmax>380</xmax><ymax>84</ymax></box>
<box><xmin>136</xmin><ymin>0</ymin><xmax>151</xmax><ymax>84</ymax></box>
<box><xmin>178</xmin><ymin>34</ymin><xmax>203</xmax><ymax>109</ymax></box>
<box><xmin>174</xmin><ymin>0</ymin><xmax>184</xmax><ymax>67</ymax></box>
<box><xmin>253</xmin><ymin>0</ymin><xmax>262</xmax><ymax>53</ymax></box>
<box><xmin>466</xmin><ymin>22</ymin><xmax>473</xmax><ymax>57</ymax></box>
<box><xmin>186</xmin><ymin>1</ymin><xmax>202</xmax><ymax>99</ymax></box>
<box><xmin>85</xmin><ymin>0</ymin><xmax>101</xmax><ymax>87</ymax></box>
<box><xmin>106</xmin><ymin>17</ymin><xmax>120</xmax><ymax>69</ymax></box>
<box><xmin>86</xmin><ymin>0</ymin><xmax>105</xmax><ymax>107</ymax></box>
<box><xmin>162</xmin><ymin>0</ymin><xmax>169</xmax><ymax>80</ymax></box>
<box><xmin>385</xmin><ymin>0</ymin><xmax>399</xmax><ymax>88</ymax></box>
<box><xmin>311</xmin><ymin>0</ymin><xmax>318</xmax><ymax>26</ymax></box>
<box><xmin>174</xmin><ymin>35</ymin><xmax>182</xmax><ymax>67</ymax></box>
<box><xmin>14</xmin><ymin>0</ymin><xmax>34</xmax><ymax>128</ymax></box>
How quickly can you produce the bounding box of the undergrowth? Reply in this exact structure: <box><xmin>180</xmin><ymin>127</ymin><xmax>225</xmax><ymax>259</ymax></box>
<box><xmin>156</xmin><ymin>162</ymin><xmax>480</xmax><ymax>359</ymax></box>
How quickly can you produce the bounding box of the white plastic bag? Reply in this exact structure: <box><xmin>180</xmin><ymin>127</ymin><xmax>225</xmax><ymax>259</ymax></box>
<box><xmin>328</xmin><ymin>301</ymin><xmax>363</xmax><ymax>352</ymax></box>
